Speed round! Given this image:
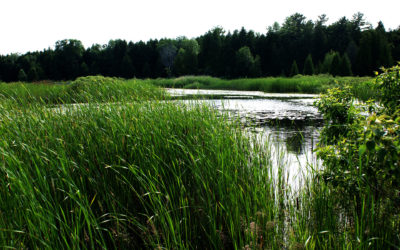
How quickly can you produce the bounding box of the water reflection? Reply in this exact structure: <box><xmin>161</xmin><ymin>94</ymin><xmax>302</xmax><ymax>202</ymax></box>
<box><xmin>166</xmin><ymin>88</ymin><xmax>323</xmax><ymax>188</ymax></box>
<box><xmin>286</xmin><ymin>131</ymin><xmax>304</xmax><ymax>154</ymax></box>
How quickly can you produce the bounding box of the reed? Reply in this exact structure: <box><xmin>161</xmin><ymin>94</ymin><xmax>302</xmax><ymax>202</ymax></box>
<box><xmin>0</xmin><ymin>75</ymin><xmax>397</xmax><ymax>249</ymax></box>
<box><xmin>149</xmin><ymin>75</ymin><xmax>372</xmax><ymax>94</ymax></box>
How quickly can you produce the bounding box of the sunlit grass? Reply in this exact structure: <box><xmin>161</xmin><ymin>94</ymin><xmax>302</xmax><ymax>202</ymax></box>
<box><xmin>0</xmin><ymin>75</ymin><xmax>397</xmax><ymax>249</ymax></box>
<box><xmin>148</xmin><ymin>75</ymin><xmax>372</xmax><ymax>94</ymax></box>
<box><xmin>0</xmin><ymin>76</ymin><xmax>166</xmax><ymax>105</ymax></box>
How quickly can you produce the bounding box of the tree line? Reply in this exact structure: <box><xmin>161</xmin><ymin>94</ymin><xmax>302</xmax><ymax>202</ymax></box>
<box><xmin>0</xmin><ymin>12</ymin><xmax>399</xmax><ymax>82</ymax></box>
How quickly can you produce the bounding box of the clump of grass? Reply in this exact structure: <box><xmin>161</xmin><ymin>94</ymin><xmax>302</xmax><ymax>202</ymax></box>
<box><xmin>0</xmin><ymin>99</ymin><xmax>282</xmax><ymax>248</ymax></box>
<box><xmin>0</xmin><ymin>76</ymin><xmax>166</xmax><ymax>105</ymax></box>
<box><xmin>349</xmin><ymin>78</ymin><xmax>377</xmax><ymax>101</ymax></box>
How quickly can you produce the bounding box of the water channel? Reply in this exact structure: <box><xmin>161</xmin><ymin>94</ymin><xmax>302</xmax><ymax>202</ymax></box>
<box><xmin>166</xmin><ymin>88</ymin><xmax>324</xmax><ymax>189</ymax></box>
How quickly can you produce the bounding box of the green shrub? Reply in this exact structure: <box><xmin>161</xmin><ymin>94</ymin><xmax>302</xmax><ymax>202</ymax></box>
<box><xmin>375</xmin><ymin>64</ymin><xmax>400</xmax><ymax>114</ymax></box>
<box><xmin>314</xmin><ymin>64</ymin><xmax>400</xmax><ymax>245</ymax></box>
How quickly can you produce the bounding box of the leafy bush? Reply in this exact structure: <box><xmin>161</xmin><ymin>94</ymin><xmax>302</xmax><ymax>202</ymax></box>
<box><xmin>314</xmin><ymin>64</ymin><xmax>400</xmax><ymax>242</ymax></box>
<box><xmin>375</xmin><ymin>64</ymin><xmax>400</xmax><ymax>114</ymax></box>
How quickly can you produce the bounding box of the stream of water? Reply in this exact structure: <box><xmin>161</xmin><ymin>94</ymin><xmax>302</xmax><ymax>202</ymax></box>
<box><xmin>167</xmin><ymin>88</ymin><xmax>323</xmax><ymax>188</ymax></box>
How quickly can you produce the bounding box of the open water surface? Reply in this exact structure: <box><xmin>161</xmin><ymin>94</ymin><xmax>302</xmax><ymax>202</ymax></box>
<box><xmin>167</xmin><ymin>88</ymin><xmax>323</xmax><ymax>188</ymax></box>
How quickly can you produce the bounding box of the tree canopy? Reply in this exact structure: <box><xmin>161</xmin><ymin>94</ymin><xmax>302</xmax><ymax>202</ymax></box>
<box><xmin>0</xmin><ymin>13</ymin><xmax>398</xmax><ymax>82</ymax></box>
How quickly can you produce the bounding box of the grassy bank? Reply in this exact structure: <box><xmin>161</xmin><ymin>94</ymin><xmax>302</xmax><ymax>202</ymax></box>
<box><xmin>0</xmin><ymin>76</ymin><xmax>166</xmax><ymax>105</ymax></box>
<box><xmin>148</xmin><ymin>75</ymin><xmax>373</xmax><ymax>94</ymax></box>
<box><xmin>0</xmin><ymin>75</ymin><xmax>375</xmax><ymax>103</ymax></box>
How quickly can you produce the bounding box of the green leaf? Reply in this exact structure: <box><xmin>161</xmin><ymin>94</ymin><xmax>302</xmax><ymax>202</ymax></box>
<box><xmin>359</xmin><ymin>144</ymin><xmax>367</xmax><ymax>156</ymax></box>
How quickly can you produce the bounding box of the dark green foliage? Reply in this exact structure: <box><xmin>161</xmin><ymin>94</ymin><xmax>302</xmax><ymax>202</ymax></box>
<box><xmin>339</xmin><ymin>53</ymin><xmax>353</xmax><ymax>76</ymax></box>
<box><xmin>315</xmin><ymin>64</ymin><xmax>400</xmax><ymax>247</ymax></box>
<box><xmin>17</xmin><ymin>69</ymin><xmax>27</xmax><ymax>81</ymax></box>
<box><xmin>54</xmin><ymin>39</ymin><xmax>85</xmax><ymax>80</ymax></box>
<box><xmin>198</xmin><ymin>27</ymin><xmax>225</xmax><ymax>76</ymax></box>
<box><xmin>173</xmin><ymin>48</ymin><xmax>186</xmax><ymax>75</ymax></box>
<box><xmin>302</xmin><ymin>54</ymin><xmax>314</xmax><ymax>75</ymax></box>
<box><xmin>0</xmin><ymin>14</ymin><xmax>398</xmax><ymax>81</ymax></box>
<box><xmin>173</xmin><ymin>38</ymin><xmax>200</xmax><ymax>75</ymax></box>
<box><xmin>289</xmin><ymin>60</ymin><xmax>299</xmax><ymax>76</ymax></box>
<box><xmin>320</xmin><ymin>51</ymin><xmax>335</xmax><ymax>73</ymax></box>
<box><xmin>375</xmin><ymin>63</ymin><xmax>400</xmax><ymax>113</ymax></box>
<box><xmin>330</xmin><ymin>52</ymin><xmax>341</xmax><ymax>76</ymax></box>
<box><xmin>27</xmin><ymin>66</ymin><xmax>40</xmax><ymax>81</ymax></box>
<box><xmin>120</xmin><ymin>54</ymin><xmax>135</xmax><ymax>78</ymax></box>
<box><xmin>235</xmin><ymin>46</ymin><xmax>259</xmax><ymax>77</ymax></box>
<box><xmin>157</xmin><ymin>39</ymin><xmax>177</xmax><ymax>76</ymax></box>
<box><xmin>79</xmin><ymin>62</ymin><xmax>89</xmax><ymax>76</ymax></box>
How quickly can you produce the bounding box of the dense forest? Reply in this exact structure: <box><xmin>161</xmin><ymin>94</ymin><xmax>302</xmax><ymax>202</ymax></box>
<box><xmin>0</xmin><ymin>12</ymin><xmax>399</xmax><ymax>82</ymax></box>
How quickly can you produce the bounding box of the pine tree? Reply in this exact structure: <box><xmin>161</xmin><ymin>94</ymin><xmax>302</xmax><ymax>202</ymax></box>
<box><xmin>330</xmin><ymin>52</ymin><xmax>341</xmax><ymax>76</ymax></box>
<box><xmin>321</xmin><ymin>51</ymin><xmax>335</xmax><ymax>74</ymax></box>
<box><xmin>27</xmin><ymin>66</ymin><xmax>39</xmax><ymax>81</ymax></box>
<box><xmin>120</xmin><ymin>54</ymin><xmax>135</xmax><ymax>78</ymax></box>
<box><xmin>235</xmin><ymin>46</ymin><xmax>256</xmax><ymax>77</ymax></box>
<box><xmin>18</xmin><ymin>69</ymin><xmax>27</xmax><ymax>82</ymax></box>
<box><xmin>290</xmin><ymin>60</ymin><xmax>299</xmax><ymax>76</ymax></box>
<box><xmin>79</xmin><ymin>62</ymin><xmax>89</xmax><ymax>77</ymax></box>
<box><xmin>303</xmin><ymin>54</ymin><xmax>315</xmax><ymax>75</ymax></box>
<box><xmin>173</xmin><ymin>48</ymin><xmax>186</xmax><ymax>75</ymax></box>
<box><xmin>339</xmin><ymin>53</ymin><xmax>352</xmax><ymax>76</ymax></box>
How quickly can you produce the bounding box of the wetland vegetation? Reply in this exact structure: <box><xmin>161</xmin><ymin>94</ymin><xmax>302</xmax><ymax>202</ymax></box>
<box><xmin>0</xmin><ymin>66</ymin><xmax>399</xmax><ymax>249</ymax></box>
<box><xmin>0</xmin><ymin>10</ymin><xmax>399</xmax><ymax>250</ymax></box>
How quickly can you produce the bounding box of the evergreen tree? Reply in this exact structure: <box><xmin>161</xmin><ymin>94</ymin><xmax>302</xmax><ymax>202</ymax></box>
<box><xmin>315</xmin><ymin>61</ymin><xmax>323</xmax><ymax>74</ymax></box>
<box><xmin>54</xmin><ymin>39</ymin><xmax>84</xmax><ymax>80</ymax></box>
<box><xmin>18</xmin><ymin>69</ymin><xmax>27</xmax><ymax>82</ymax></box>
<box><xmin>120</xmin><ymin>54</ymin><xmax>135</xmax><ymax>78</ymax></box>
<box><xmin>303</xmin><ymin>54</ymin><xmax>315</xmax><ymax>75</ymax></box>
<box><xmin>339</xmin><ymin>53</ymin><xmax>353</xmax><ymax>76</ymax></box>
<box><xmin>235</xmin><ymin>46</ymin><xmax>256</xmax><ymax>77</ymax></box>
<box><xmin>290</xmin><ymin>60</ymin><xmax>299</xmax><ymax>76</ymax></box>
<box><xmin>0</xmin><ymin>13</ymin><xmax>397</xmax><ymax>80</ymax></box>
<box><xmin>157</xmin><ymin>39</ymin><xmax>177</xmax><ymax>77</ymax></box>
<box><xmin>252</xmin><ymin>55</ymin><xmax>262</xmax><ymax>77</ymax></box>
<box><xmin>374</xmin><ymin>22</ymin><xmax>393</xmax><ymax>68</ymax></box>
<box><xmin>330</xmin><ymin>52</ymin><xmax>341</xmax><ymax>76</ymax></box>
<box><xmin>345</xmin><ymin>40</ymin><xmax>358</xmax><ymax>66</ymax></box>
<box><xmin>142</xmin><ymin>62</ymin><xmax>151</xmax><ymax>77</ymax></box>
<box><xmin>27</xmin><ymin>66</ymin><xmax>39</xmax><ymax>81</ymax></box>
<box><xmin>173</xmin><ymin>48</ymin><xmax>186</xmax><ymax>76</ymax></box>
<box><xmin>173</xmin><ymin>39</ymin><xmax>200</xmax><ymax>76</ymax></box>
<box><xmin>356</xmin><ymin>31</ymin><xmax>373</xmax><ymax>75</ymax></box>
<box><xmin>321</xmin><ymin>51</ymin><xmax>334</xmax><ymax>73</ymax></box>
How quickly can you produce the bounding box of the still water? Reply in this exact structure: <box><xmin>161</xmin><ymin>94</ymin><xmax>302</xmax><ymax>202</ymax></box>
<box><xmin>167</xmin><ymin>88</ymin><xmax>323</xmax><ymax>188</ymax></box>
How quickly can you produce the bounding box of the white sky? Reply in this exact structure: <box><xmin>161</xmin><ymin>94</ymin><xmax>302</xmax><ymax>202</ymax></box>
<box><xmin>1</xmin><ymin>0</ymin><xmax>399</xmax><ymax>55</ymax></box>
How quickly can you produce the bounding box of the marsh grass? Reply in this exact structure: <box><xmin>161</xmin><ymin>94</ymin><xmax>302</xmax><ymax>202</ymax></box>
<box><xmin>0</xmin><ymin>96</ymin><xmax>285</xmax><ymax>248</ymax></box>
<box><xmin>0</xmin><ymin>76</ymin><xmax>166</xmax><ymax>105</ymax></box>
<box><xmin>149</xmin><ymin>75</ymin><xmax>372</xmax><ymax>94</ymax></box>
<box><xmin>0</xmin><ymin>76</ymin><xmax>396</xmax><ymax>249</ymax></box>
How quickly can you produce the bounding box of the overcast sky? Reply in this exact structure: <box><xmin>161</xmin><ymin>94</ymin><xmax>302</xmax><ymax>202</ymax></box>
<box><xmin>1</xmin><ymin>0</ymin><xmax>399</xmax><ymax>55</ymax></box>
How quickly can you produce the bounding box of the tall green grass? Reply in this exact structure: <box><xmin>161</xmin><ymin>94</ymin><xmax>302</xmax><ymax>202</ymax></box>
<box><xmin>0</xmin><ymin>75</ymin><xmax>396</xmax><ymax>249</ymax></box>
<box><xmin>0</xmin><ymin>100</ymin><xmax>286</xmax><ymax>248</ymax></box>
<box><xmin>0</xmin><ymin>76</ymin><xmax>166</xmax><ymax>105</ymax></box>
<box><xmin>149</xmin><ymin>75</ymin><xmax>372</xmax><ymax>94</ymax></box>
